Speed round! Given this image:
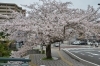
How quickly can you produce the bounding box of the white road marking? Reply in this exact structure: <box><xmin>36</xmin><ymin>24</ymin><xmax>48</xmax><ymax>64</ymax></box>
<box><xmin>70</xmin><ymin>51</ymin><xmax>80</xmax><ymax>53</ymax></box>
<box><xmin>66</xmin><ymin>48</ymin><xmax>94</xmax><ymax>51</ymax></box>
<box><xmin>88</xmin><ymin>55</ymin><xmax>93</xmax><ymax>57</ymax></box>
<box><xmin>86</xmin><ymin>52</ymin><xmax>100</xmax><ymax>56</ymax></box>
<box><xmin>80</xmin><ymin>53</ymin><xmax>85</xmax><ymax>55</ymax></box>
<box><xmin>98</xmin><ymin>58</ymin><xmax>100</xmax><ymax>59</ymax></box>
<box><xmin>79</xmin><ymin>49</ymin><xmax>95</xmax><ymax>51</ymax></box>
<box><xmin>98</xmin><ymin>51</ymin><xmax>100</xmax><ymax>52</ymax></box>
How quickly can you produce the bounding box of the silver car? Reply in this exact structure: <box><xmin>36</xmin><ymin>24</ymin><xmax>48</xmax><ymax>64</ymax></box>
<box><xmin>54</xmin><ymin>44</ymin><xmax>59</xmax><ymax>47</ymax></box>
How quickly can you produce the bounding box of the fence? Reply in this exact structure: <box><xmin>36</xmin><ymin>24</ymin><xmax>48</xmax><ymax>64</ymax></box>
<box><xmin>0</xmin><ymin>57</ymin><xmax>31</xmax><ymax>66</ymax></box>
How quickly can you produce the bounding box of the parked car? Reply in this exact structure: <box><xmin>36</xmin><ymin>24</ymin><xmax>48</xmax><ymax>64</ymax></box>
<box><xmin>54</xmin><ymin>43</ymin><xmax>60</xmax><ymax>47</ymax></box>
<box><xmin>71</xmin><ymin>40</ymin><xmax>87</xmax><ymax>45</ymax></box>
<box><xmin>87</xmin><ymin>40</ymin><xmax>99</xmax><ymax>47</ymax></box>
<box><xmin>90</xmin><ymin>42</ymin><xmax>99</xmax><ymax>47</ymax></box>
<box><xmin>71</xmin><ymin>41</ymin><xmax>81</xmax><ymax>45</ymax></box>
<box><xmin>87</xmin><ymin>41</ymin><xmax>92</xmax><ymax>45</ymax></box>
<box><xmin>94</xmin><ymin>42</ymin><xmax>99</xmax><ymax>47</ymax></box>
<box><xmin>79</xmin><ymin>41</ymin><xmax>87</xmax><ymax>45</ymax></box>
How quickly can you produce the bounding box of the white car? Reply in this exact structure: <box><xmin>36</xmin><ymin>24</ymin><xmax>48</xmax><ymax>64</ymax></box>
<box><xmin>72</xmin><ymin>41</ymin><xmax>81</xmax><ymax>45</ymax></box>
<box><xmin>87</xmin><ymin>42</ymin><xmax>92</xmax><ymax>45</ymax></box>
<box><xmin>54</xmin><ymin>44</ymin><xmax>59</xmax><ymax>47</ymax></box>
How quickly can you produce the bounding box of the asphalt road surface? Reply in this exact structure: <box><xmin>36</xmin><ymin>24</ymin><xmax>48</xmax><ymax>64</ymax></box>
<box><xmin>66</xmin><ymin>48</ymin><xmax>100</xmax><ymax>65</ymax></box>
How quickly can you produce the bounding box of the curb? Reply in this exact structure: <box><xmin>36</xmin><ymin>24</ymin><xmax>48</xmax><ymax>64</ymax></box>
<box><xmin>57</xmin><ymin>51</ymin><xmax>73</xmax><ymax>66</ymax></box>
<box><xmin>63</xmin><ymin>49</ymin><xmax>100</xmax><ymax>66</ymax></box>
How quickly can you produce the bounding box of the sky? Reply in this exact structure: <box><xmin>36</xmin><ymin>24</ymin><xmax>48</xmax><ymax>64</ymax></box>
<box><xmin>0</xmin><ymin>0</ymin><xmax>100</xmax><ymax>10</ymax></box>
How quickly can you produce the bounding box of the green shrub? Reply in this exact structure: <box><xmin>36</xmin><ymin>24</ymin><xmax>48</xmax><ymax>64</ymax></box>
<box><xmin>41</xmin><ymin>50</ymin><xmax>45</xmax><ymax>54</ymax></box>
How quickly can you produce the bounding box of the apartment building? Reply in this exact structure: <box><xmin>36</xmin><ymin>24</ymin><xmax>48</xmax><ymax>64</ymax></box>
<box><xmin>0</xmin><ymin>3</ymin><xmax>26</xmax><ymax>21</ymax></box>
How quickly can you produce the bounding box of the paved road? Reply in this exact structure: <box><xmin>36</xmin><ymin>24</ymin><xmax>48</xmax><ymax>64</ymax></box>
<box><xmin>64</xmin><ymin>48</ymin><xmax>100</xmax><ymax>65</ymax></box>
<box><xmin>52</xmin><ymin>44</ymin><xmax>90</xmax><ymax>48</ymax></box>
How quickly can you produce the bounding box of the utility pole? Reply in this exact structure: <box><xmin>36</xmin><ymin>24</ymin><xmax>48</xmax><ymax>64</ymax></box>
<box><xmin>59</xmin><ymin>42</ymin><xmax>60</xmax><ymax>50</ymax></box>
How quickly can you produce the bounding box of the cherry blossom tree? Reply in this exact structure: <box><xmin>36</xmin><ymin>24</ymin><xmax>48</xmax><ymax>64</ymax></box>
<box><xmin>1</xmin><ymin>0</ymin><xmax>100</xmax><ymax>59</ymax></box>
<box><xmin>23</xmin><ymin>0</ymin><xmax>100</xmax><ymax>58</ymax></box>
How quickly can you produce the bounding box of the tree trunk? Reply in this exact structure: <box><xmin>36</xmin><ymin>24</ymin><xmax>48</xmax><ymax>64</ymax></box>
<box><xmin>46</xmin><ymin>44</ymin><xmax>52</xmax><ymax>59</ymax></box>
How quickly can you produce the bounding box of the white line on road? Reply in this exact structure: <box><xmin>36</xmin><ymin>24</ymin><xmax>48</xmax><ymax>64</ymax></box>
<box><xmin>88</xmin><ymin>55</ymin><xmax>93</xmax><ymax>57</ymax></box>
<box><xmin>70</xmin><ymin>51</ymin><xmax>80</xmax><ymax>53</ymax></box>
<box><xmin>80</xmin><ymin>53</ymin><xmax>85</xmax><ymax>55</ymax></box>
<box><xmin>79</xmin><ymin>49</ymin><xmax>95</xmax><ymax>51</ymax></box>
<box><xmin>86</xmin><ymin>52</ymin><xmax>100</xmax><ymax>56</ymax></box>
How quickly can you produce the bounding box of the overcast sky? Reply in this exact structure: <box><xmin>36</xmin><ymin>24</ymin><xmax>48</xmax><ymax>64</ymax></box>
<box><xmin>0</xmin><ymin>0</ymin><xmax>100</xmax><ymax>10</ymax></box>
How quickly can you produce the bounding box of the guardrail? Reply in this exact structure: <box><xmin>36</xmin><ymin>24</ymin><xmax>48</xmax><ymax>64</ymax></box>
<box><xmin>0</xmin><ymin>57</ymin><xmax>31</xmax><ymax>66</ymax></box>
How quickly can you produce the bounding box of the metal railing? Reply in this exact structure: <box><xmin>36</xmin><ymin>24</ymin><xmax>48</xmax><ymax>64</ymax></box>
<box><xmin>0</xmin><ymin>57</ymin><xmax>31</xmax><ymax>66</ymax></box>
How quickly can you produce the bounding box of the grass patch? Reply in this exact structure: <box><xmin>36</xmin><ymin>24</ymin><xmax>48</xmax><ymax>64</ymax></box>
<box><xmin>42</xmin><ymin>57</ymin><xmax>53</xmax><ymax>60</ymax></box>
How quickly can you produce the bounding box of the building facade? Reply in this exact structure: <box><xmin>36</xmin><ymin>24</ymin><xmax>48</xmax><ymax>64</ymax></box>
<box><xmin>0</xmin><ymin>3</ymin><xmax>26</xmax><ymax>21</ymax></box>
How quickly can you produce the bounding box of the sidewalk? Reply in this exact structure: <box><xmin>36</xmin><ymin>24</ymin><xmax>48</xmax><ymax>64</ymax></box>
<box><xmin>29</xmin><ymin>48</ymin><xmax>86</xmax><ymax>66</ymax></box>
